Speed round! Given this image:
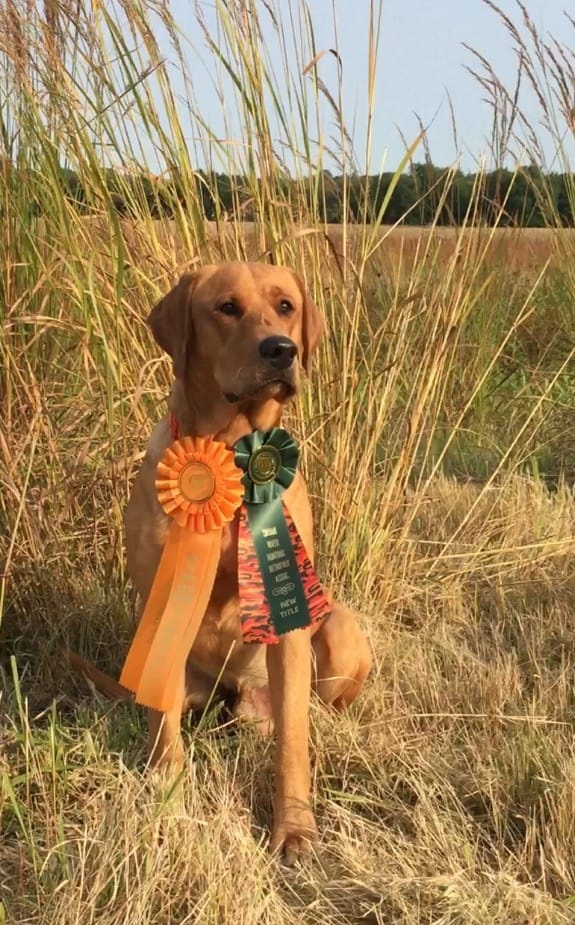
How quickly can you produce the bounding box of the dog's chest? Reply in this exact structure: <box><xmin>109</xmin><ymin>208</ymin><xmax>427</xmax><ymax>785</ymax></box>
<box><xmin>211</xmin><ymin>517</ymin><xmax>240</xmax><ymax>601</ymax></box>
<box><xmin>192</xmin><ymin>517</ymin><xmax>247</xmax><ymax>665</ymax></box>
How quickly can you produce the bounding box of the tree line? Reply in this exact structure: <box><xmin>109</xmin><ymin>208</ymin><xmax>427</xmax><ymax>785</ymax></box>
<box><xmin>30</xmin><ymin>163</ymin><xmax>575</xmax><ymax>226</ymax></box>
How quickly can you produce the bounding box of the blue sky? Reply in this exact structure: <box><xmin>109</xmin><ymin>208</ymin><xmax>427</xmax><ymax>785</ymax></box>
<box><xmin>162</xmin><ymin>0</ymin><xmax>572</xmax><ymax>174</ymax></box>
<box><xmin>297</xmin><ymin>0</ymin><xmax>569</xmax><ymax>170</ymax></box>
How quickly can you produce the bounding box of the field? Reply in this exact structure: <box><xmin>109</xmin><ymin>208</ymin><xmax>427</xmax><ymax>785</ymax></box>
<box><xmin>3</xmin><ymin>1</ymin><xmax>575</xmax><ymax>923</ymax></box>
<box><xmin>212</xmin><ymin>222</ymin><xmax>575</xmax><ymax>269</ymax></box>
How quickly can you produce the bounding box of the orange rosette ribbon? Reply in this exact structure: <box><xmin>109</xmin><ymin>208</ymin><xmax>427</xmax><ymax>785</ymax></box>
<box><xmin>120</xmin><ymin>436</ymin><xmax>244</xmax><ymax>713</ymax></box>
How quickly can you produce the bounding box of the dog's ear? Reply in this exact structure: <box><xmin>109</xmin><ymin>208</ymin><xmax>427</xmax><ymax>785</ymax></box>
<box><xmin>292</xmin><ymin>272</ymin><xmax>325</xmax><ymax>374</ymax></box>
<box><xmin>147</xmin><ymin>272</ymin><xmax>200</xmax><ymax>378</ymax></box>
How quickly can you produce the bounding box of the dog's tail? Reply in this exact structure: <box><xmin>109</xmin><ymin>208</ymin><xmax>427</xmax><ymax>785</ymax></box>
<box><xmin>66</xmin><ymin>650</ymin><xmax>133</xmax><ymax>702</ymax></box>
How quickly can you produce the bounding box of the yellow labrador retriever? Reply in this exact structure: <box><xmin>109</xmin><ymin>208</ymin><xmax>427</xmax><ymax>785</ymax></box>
<box><xmin>121</xmin><ymin>262</ymin><xmax>370</xmax><ymax>863</ymax></box>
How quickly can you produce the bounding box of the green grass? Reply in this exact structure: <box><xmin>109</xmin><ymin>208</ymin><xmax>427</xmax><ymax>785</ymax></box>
<box><xmin>2</xmin><ymin>0</ymin><xmax>575</xmax><ymax>922</ymax></box>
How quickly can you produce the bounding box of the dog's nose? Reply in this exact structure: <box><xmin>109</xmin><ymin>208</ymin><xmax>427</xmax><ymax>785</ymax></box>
<box><xmin>258</xmin><ymin>336</ymin><xmax>298</xmax><ymax>370</ymax></box>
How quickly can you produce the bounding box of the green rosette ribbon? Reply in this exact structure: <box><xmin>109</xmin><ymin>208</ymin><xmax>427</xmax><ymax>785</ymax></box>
<box><xmin>234</xmin><ymin>428</ymin><xmax>331</xmax><ymax>644</ymax></box>
<box><xmin>234</xmin><ymin>428</ymin><xmax>299</xmax><ymax>503</ymax></box>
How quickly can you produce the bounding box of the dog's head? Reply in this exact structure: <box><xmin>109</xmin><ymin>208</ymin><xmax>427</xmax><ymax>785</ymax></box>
<box><xmin>147</xmin><ymin>262</ymin><xmax>324</xmax><ymax>405</ymax></box>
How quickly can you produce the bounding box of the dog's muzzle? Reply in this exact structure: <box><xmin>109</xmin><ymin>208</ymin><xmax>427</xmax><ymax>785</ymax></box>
<box><xmin>223</xmin><ymin>336</ymin><xmax>298</xmax><ymax>404</ymax></box>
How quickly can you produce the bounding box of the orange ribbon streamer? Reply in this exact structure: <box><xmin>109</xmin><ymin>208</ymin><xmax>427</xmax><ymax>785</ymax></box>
<box><xmin>120</xmin><ymin>436</ymin><xmax>244</xmax><ymax>712</ymax></box>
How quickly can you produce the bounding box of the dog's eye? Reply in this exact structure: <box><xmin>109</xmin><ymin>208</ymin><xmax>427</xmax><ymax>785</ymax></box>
<box><xmin>217</xmin><ymin>300</ymin><xmax>242</xmax><ymax>318</ymax></box>
<box><xmin>278</xmin><ymin>299</ymin><xmax>294</xmax><ymax>316</ymax></box>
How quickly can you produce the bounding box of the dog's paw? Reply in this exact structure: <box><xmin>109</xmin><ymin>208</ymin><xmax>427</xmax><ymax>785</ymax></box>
<box><xmin>270</xmin><ymin>807</ymin><xmax>318</xmax><ymax>866</ymax></box>
<box><xmin>148</xmin><ymin>738</ymin><xmax>185</xmax><ymax>775</ymax></box>
<box><xmin>233</xmin><ymin>684</ymin><xmax>274</xmax><ymax>737</ymax></box>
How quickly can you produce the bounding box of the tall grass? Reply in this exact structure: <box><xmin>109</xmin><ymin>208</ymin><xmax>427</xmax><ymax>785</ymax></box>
<box><xmin>2</xmin><ymin>1</ymin><xmax>575</xmax><ymax>922</ymax></box>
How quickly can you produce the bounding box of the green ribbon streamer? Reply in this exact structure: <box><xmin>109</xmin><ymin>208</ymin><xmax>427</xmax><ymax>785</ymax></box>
<box><xmin>244</xmin><ymin>498</ymin><xmax>311</xmax><ymax>635</ymax></box>
<box><xmin>234</xmin><ymin>428</ymin><xmax>310</xmax><ymax>636</ymax></box>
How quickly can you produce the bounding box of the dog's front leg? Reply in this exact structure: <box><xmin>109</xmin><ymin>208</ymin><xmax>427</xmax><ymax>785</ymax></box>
<box><xmin>146</xmin><ymin>669</ymin><xmax>186</xmax><ymax>772</ymax></box>
<box><xmin>266</xmin><ymin>628</ymin><xmax>317</xmax><ymax>864</ymax></box>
